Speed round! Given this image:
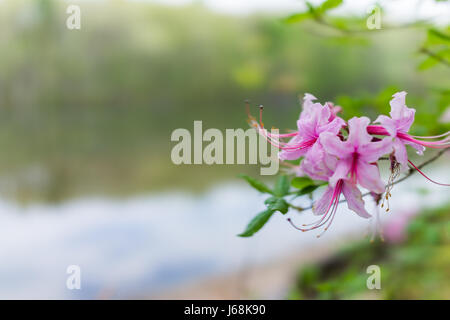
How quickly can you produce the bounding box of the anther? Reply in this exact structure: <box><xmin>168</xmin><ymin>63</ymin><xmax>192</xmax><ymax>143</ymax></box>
<box><xmin>258</xmin><ymin>105</ymin><xmax>264</xmax><ymax>128</ymax></box>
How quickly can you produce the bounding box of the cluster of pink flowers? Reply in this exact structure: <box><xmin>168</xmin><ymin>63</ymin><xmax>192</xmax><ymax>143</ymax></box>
<box><xmin>248</xmin><ymin>91</ymin><xmax>449</xmax><ymax>234</ymax></box>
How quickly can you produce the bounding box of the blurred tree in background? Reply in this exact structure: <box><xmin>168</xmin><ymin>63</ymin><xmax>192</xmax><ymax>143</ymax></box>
<box><xmin>0</xmin><ymin>0</ymin><xmax>448</xmax><ymax>203</ymax></box>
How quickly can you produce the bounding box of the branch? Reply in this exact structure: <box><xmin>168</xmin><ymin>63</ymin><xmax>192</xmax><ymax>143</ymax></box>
<box><xmin>290</xmin><ymin>149</ymin><xmax>448</xmax><ymax>212</ymax></box>
<box><xmin>419</xmin><ymin>47</ymin><xmax>450</xmax><ymax>68</ymax></box>
<box><xmin>311</xmin><ymin>15</ymin><xmax>429</xmax><ymax>36</ymax></box>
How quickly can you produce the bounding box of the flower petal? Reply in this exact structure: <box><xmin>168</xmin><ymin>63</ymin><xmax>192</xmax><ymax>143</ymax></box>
<box><xmin>326</xmin><ymin>102</ymin><xmax>342</xmax><ymax>121</ymax></box>
<box><xmin>300</xmin><ymin>93</ymin><xmax>318</xmax><ymax>118</ymax></box>
<box><xmin>312</xmin><ymin>186</ymin><xmax>335</xmax><ymax>216</ymax></box>
<box><xmin>320</xmin><ymin>132</ymin><xmax>353</xmax><ymax>159</ymax></box>
<box><xmin>388</xmin><ymin>91</ymin><xmax>416</xmax><ymax>133</ymax></box>
<box><xmin>356</xmin><ymin>161</ymin><xmax>385</xmax><ymax>194</ymax></box>
<box><xmin>329</xmin><ymin>158</ymin><xmax>352</xmax><ymax>187</ymax></box>
<box><xmin>301</xmin><ymin>142</ymin><xmax>336</xmax><ymax>180</ymax></box>
<box><xmin>347</xmin><ymin>116</ymin><xmax>373</xmax><ymax>146</ymax></box>
<box><xmin>297</xmin><ymin>117</ymin><xmax>318</xmax><ymax>140</ymax></box>
<box><xmin>374</xmin><ymin>115</ymin><xmax>397</xmax><ymax>136</ymax></box>
<box><xmin>393</xmin><ymin>138</ymin><xmax>408</xmax><ymax>166</ymax></box>
<box><xmin>278</xmin><ymin>135</ymin><xmax>309</xmax><ymax>160</ymax></box>
<box><xmin>403</xmin><ymin>139</ymin><xmax>425</xmax><ymax>156</ymax></box>
<box><xmin>359</xmin><ymin>137</ymin><xmax>393</xmax><ymax>163</ymax></box>
<box><xmin>396</xmin><ymin>108</ymin><xmax>415</xmax><ymax>133</ymax></box>
<box><xmin>279</xmin><ymin>149</ymin><xmax>308</xmax><ymax>161</ymax></box>
<box><xmin>389</xmin><ymin>91</ymin><xmax>407</xmax><ymax>119</ymax></box>
<box><xmin>342</xmin><ymin>182</ymin><xmax>371</xmax><ymax>218</ymax></box>
<box><xmin>304</xmin><ymin>93</ymin><xmax>317</xmax><ymax>100</ymax></box>
<box><xmin>318</xmin><ymin>116</ymin><xmax>346</xmax><ymax>136</ymax></box>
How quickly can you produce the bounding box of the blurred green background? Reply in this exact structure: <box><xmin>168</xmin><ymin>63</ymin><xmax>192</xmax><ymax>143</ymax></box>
<box><xmin>289</xmin><ymin>204</ymin><xmax>450</xmax><ymax>299</ymax></box>
<box><xmin>0</xmin><ymin>0</ymin><xmax>449</xmax><ymax>300</ymax></box>
<box><xmin>0</xmin><ymin>0</ymin><xmax>448</xmax><ymax>203</ymax></box>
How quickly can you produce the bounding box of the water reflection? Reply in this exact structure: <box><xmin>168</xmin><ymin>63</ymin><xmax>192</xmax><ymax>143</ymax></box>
<box><xmin>0</xmin><ymin>166</ymin><xmax>448</xmax><ymax>299</ymax></box>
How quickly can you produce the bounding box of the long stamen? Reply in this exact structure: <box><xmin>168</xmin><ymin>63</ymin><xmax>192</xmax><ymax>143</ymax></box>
<box><xmin>410</xmin><ymin>138</ymin><xmax>450</xmax><ymax>149</ymax></box>
<box><xmin>408</xmin><ymin>160</ymin><xmax>450</xmax><ymax>186</ymax></box>
<box><xmin>411</xmin><ymin>131</ymin><xmax>450</xmax><ymax>139</ymax></box>
<box><xmin>259</xmin><ymin>105</ymin><xmax>264</xmax><ymax>128</ymax></box>
<box><xmin>308</xmin><ymin>181</ymin><xmax>342</xmax><ymax>227</ymax></box>
<box><xmin>258</xmin><ymin>127</ymin><xmax>316</xmax><ymax>151</ymax></box>
<box><xmin>317</xmin><ymin>184</ymin><xmax>342</xmax><ymax>238</ymax></box>
<box><xmin>397</xmin><ymin>133</ymin><xmax>450</xmax><ymax>149</ymax></box>
<box><xmin>301</xmin><ymin>187</ymin><xmax>338</xmax><ymax>227</ymax></box>
<box><xmin>245</xmin><ymin>101</ymin><xmax>304</xmax><ymax>151</ymax></box>
<box><xmin>245</xmin><ymin>99</ymin><xmax>251</xmax><ymax>118</ymax></box>
<box><xmin>367</xmin><ymin>126</ymin><xmax>450</xmax><ymax>149</ymax></box>
<box><xmin>287</xmin><ymin>180</ymin><xmax>343</xmax><ymax>235</ymax></box>
<box><xmin>258</xmin><ymin>128</ymin><xmax>310</xmax><ymax>150</ymax></box>
<box><xmin>381</xmin><ymin>156</ymin><xmax>400</xmax><ymax>212</ymax></box>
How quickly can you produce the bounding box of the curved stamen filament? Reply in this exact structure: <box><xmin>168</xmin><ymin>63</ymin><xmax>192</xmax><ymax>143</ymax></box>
<box><xmin>408</xmin><ymin>160</ymin><xmax>450</xmax><ymax>186</ymax></box>
<box><xmin>258</xmin><ymin>128</ymin><xmax>316</xmax><ymax>151</ymax></box>
<box><xmin>392</xmin><ymin>132</ymin><xmax>450</xmax><ymax>149</ymax></box>
<box><xmin>287</xmin><ymin>180</ymin><xmax>343</xmax><ymax>236</ymax></box>
<box><xmin>246</xmin><ymin>101</ymin><xmax>317</xmax><ymax>153</ymax></box>
<box><xmin>259</xmin><ymin>105</ymin><xmax>264</xmax><ymax>128</ymax></box>
<box><xmin>367</xmin><ymin>126</ymin><xmax>450</xmax><ymax>149</ymax></box>
<box><xmin>317</xmin><ymin>188</ymin><xmax>341</xmax><ymax>238</ymax></box>
<box><xmin>411</xmin><ymin>131</ymin><xmax>450</xmax><ymax>139</ymax></box>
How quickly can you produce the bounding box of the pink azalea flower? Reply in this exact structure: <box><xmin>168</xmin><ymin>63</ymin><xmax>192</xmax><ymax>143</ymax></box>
<box><xmin>324</xmin><ymin>101</ymin><xmax>342</xmax><ymax>121</ymax></box>
<box><xmin>320</xmin><ymin>117</ymin><xmax>392</xmax><ymax>194</ymax></box>
<box><xmin>288</xmin><ymin>117</ymin><xmax>392</xmax><ymax>236</ymax></box>
<box><xmin>368</xmin><ymin>91</ymin><xmax>450</xmax><ymax>167</ymax></box>
<box><xmin>278</xmin><ymin>94</ymin><xmax>345</xmax><ymax>160</ymax></box>
<box><xmin>288</xmin><ymin>142</ymin><xmax>373</xmax><ymax>236</ymax></box>
<box><xmin>300</xmin><ymin>94</ymin><xmax>341</xmax><ymax>120</ymax></box>
<box><xmin>367</xmin><ymin>91</ymin><xmax>450</xmax><ymax>185</ymax></box>
<box><xmin>244</xmin><ymin>90</ymin><xmax>450</xmax><ymax>238</ymax></box>
<box><xmin>300</xmin><ymin>142</ymin><xmax>336</xmax><ymax>181</ymax></box>
<box><xmin>246</xmin><ymin>94</ymin><xmax>345</xmax><ymax>161</ymax></box>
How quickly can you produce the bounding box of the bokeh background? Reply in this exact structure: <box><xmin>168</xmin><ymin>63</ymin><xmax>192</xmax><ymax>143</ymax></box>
<box><xmin>0</xmin><ymin>0</ymin><xmax>449</xmax><ymax>299</ymax></box>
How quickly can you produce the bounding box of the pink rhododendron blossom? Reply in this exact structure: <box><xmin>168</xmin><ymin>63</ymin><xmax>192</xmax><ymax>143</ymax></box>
<box><xmin>368</xmin><ymin>92</ymin><xmax>450</xmax><ymax>165</ymax></box>
<box><xmin>320</xmin><ymin>117</ymin><xmax>392</xmax><ymax>194</ymax></box>
<box><xmin>247</xmin><ymin>94</ymin><xmax>345</xmax><ymax>161</ymax></box>
<box><xmin>368</xmin><ymin>91</ymin><xmax>450</xmax><ymax>185</ymax></box>
<box><xmin>245</xmin><ymin>91</ymin><xmax>450</xmax><ymax>236</ymax></box>
<box><xmin>279</xmin><ymin>95</ymin><xmax>345</xmax><ymax>160</ymax></box>
<box><xmin>288</xmin><ymin>143</ymin><xmax>371</xmax><ymax>235</ymax></box>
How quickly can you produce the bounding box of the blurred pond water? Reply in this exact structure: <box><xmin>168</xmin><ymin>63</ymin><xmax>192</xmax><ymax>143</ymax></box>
<box><xmin>0</xmin><ymin>164</ymin><xmax>448</xmax><ymax>299</ymax></box>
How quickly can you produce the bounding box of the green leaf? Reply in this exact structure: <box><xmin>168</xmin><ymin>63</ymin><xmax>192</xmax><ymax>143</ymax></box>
<box><xmin>428</xmin><ymin>28</ymin><xmax>450</xmax><ymax>43</ymax></box>
<box><xmin>319</xmin><ymin>0</ymin><xmax>343</xmax><ymax>13</ymax></box>
<box><xmin>296</xmin><ymin>185</ymin><xmax>320</xmax><ymax>197</ymax></box>
<box><xmin>284</xmin><ymin>12</ymin><xmax>312</xmax><ymax>24</ymax></box>
<box><xmin>265</xmin><ymin>197</ymin><xmax>289</xmax><ymax>214</ymax></box>
<box><xmin>305</xmin><ymin>2</ymin><xmax>318</xmax><ymax>16</ymax></box>
<box><xmin>419</xmin><ymin>48</ymin><xmax>450</xmax><ymax>70</ymax></box>
<box><xmin>418</xmin><ymin>56</ymin><xmax>440</xmax><ymax>70</ymax></box>
<box><xmin>238</xmin><ymin>174</ymin><xmax>273</xmax><ymax>194</ymax></box>
<box><xmin>291</xmin><ymin>177</ymin><xmax>314</xmax><ymax>190</ymax></box>
<box><xmin>274</xmin><ymin>175</ymin><xmax>290</xmax><ymax>197</ymax></box>
<box><xmin>238</xmin><ymin>209</ymin><xmax>275</xmax><ymax>237</ymax></box>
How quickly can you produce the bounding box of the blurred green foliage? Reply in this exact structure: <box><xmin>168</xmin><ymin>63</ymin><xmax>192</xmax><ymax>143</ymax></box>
<box><xmin>0</xmin><ymin>0</ymin><xmax>448</xmax><ymax>202</ymax></box>
<box><xmin>288</xmin><ymin>203</ymin><xmax>450</xmax><ymax>299</ymax></box>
